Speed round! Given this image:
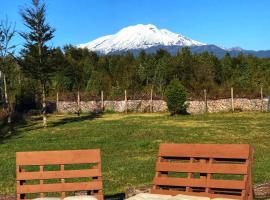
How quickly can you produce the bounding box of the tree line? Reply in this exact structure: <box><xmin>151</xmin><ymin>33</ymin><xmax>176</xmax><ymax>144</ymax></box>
<box><xmin>48</xmin><ymin>47</ymin><xmax>270</xmax><ymax>98</ymax></box>
<box><xmin>1</xmin><ymin>0</ymin><xmax>270</xmax><ymax>126</ymax></box>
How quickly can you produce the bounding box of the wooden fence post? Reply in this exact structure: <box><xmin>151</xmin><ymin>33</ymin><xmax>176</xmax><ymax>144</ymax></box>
<box><xmin>231</xmin><ymin>87</ymin><xmax>234</xmax><ymax>112</ymax></box>
<box><xmin>125</xmin><ymin>90</ymin><xmax>127</xmax><ymax>114</ymax></box>
<box><xmin>56</xmin><ymin>91</ymin><xmax>59</xmax><ymax>113</ymax></box>
<box><xmin>150</xmin><ymin>88</ymin><xmax>153</xmax><ymax>112</ymax></box>
<box><xmin>77</xmin><ymin>91</ymin><xmax>81</xmax><ymax>116</ymax></box>
<box><xmin>101</xmin><ymin>90</ymin><xmax>104</xmax><ymax>111</ymax></box>
<box><xmin>204</xmin><ymin>89</ymin><xmax>208</xmax><ymax>113</ymax></box>
<box><xmin>260</xmin><ymin>86</ymin><xmax>263</xmax><ymax>112</ymax></box>
<box><xmin>268</xmin><ymin>96</ymin><xmax>270</xmax><ymax>112</ymax></box>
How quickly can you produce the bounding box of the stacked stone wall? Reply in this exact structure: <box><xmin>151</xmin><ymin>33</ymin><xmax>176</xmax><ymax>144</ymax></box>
<box><xmin>57</xmin><ymin>98</ymin><xmax>269</xmax><ymax>114</ymax></box>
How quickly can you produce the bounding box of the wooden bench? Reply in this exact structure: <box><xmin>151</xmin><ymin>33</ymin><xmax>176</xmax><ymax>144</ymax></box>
<box><xmin>151</xmin><ymin>144</ymin><xmax>253</xmax><ymax>200</ymax></box>
<box><xmin>16</xmin><ymin>149</ymin><xmax>103</xmax><ymax>200</ymax></box>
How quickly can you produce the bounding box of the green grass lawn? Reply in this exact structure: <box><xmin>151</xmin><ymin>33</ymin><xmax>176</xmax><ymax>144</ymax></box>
<box><xmin>0</xmin><ymin>112</ymin><xmax>270</xmax><ymax>195</ymax></box>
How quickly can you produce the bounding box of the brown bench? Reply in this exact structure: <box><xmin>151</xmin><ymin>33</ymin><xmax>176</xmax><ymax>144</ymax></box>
<box><xmin>16</xmin><ymin>149</ymin><xmax>103</xmax><ymax>200</ymax></box>
<box><xmin>151</xmin><ymin>144</ymin><xmax>253</xmax><ymax>200</ymax></box>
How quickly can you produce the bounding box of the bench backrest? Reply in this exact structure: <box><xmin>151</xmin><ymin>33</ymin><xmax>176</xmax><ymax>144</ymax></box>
<box><xmin>16</xmin><ymin>149</ymin><xmax>103</xmax><ymax>200</ymax></box>
<box><xmin>151</xmin><ymin>144</ymin><xmax>253</xmax><ymax>200</ymax></box>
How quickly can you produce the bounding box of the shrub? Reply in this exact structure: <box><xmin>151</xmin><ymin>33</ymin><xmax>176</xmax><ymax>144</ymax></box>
<box><xmin>15</xmin><ymin>89</ymin><xmax>37</xmax><ymax>113</ymax></box>
<box><xmin>165</xmin><ymin>79</ymin><xmax>187</xmax><ymax>115</ymax></box>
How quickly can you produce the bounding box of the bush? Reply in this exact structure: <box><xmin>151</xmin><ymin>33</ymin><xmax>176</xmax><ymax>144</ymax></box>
<box><xmin>165</xmin><ymin>79</ymin><xmax>187</xmax><ymax>115</ymax></box>
<box><xmin>15</xmin><ymin>89</ymin><xmax>37</xmax><ymax>113</ymax></box>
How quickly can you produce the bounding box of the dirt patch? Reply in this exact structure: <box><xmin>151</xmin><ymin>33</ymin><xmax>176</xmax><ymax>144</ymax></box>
<box><xmin>125</xmin><ymin>185</ymin><xmax>151</xmax><ymax>198</ymax></box>
<box><xmin>125</xmin><ymin>183</ymin><xmax>270</xmax><ymax>199</ymax></box>
<box><xmin>0</xmin><ymin>196</ymin><xmax>15</xmax><ymax>200</ymax></box>
<box><xmin>254</xmin><ymin>182</ymin><xmax>270</xmax><ymax>199</ymax></box>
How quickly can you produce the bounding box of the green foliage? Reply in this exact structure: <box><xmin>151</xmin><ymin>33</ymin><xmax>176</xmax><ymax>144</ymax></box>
<box><xmin>109</xmin><ymin>85</ymin><xmax>122</xmax><ymax>100</ymax></box>
<box><xmin>3</xmin><ymin>41</ymin><xmax>270</xmax><ymax>111</ymax></box>
<box><xmin>4</xmin><ymin>44</ymin><xmax>270</xmax><ymax>111</ymax></box>
<box><xmin>165</xmin><ymin>79</ymin><xmax>187</xmax><ymax>115</ymax></box>
<box><xmin>86</xmin><ymin>70</ymin><xmax>103</xmax><ymax>95</ymax></box>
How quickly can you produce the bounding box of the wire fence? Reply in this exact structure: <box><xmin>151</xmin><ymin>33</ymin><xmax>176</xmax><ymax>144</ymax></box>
<box><xmin>50</xmin><ymin>86</ymin><xmax>269</xmax><ymax>102</ymax></box>
<box><xmin>45</xmin><ymin>86</ymin><xmax>270</xmax><ymax>114</ymax></box>
<box><xmin>188</xmin><ymin>87</ymin><xmax>267</xmax><ymax>100</ymax></box>
<box><xmin>0</xmin><ymin>86</ymin><xmax>267</xmax><ymax>115</ymax></box>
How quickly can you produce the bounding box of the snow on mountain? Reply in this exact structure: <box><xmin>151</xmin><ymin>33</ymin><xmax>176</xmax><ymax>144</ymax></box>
<box><xmin>78</xmin><ymin>24</ymin><xmax>206</xmax><ymax>54</ymax></box>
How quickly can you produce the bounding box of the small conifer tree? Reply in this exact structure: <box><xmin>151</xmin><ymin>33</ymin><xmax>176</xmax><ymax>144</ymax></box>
<box><xmin>165</xmin><ymin>79</ymin><xmax>187</xmax><ymax>115</ymax></box>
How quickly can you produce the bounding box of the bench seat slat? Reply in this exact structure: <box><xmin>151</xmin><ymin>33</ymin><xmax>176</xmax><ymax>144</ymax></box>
<box><xmin>16</xmin><ymin>150</ymin><xmax>100</xmax><ymax>165</ymax></box>
<box><xmin>153</xmin><ymin>177</ymin><xmax>246</xmax><ymax>190</ymax></box>
<box><xmin>17</xmin><ymin>180</ymin><xmax>102</xmax><ymax>193</ymax></box>
<box><xmin>150</xmin><ymin>189</ymin><xmax>243</xmax><ymax>200</ymax></box>
<box><xmin>159</xmin><ymin>144</ymin><xmax>250</xmax><ymax>159</ymax></box>
<box><xmin>17</xmin><ymin>169</ymin><xmax>101</xmax><ymax>180</ymax></box>
<box><xmin>156</xmin><ymin>162</ymin><xmax>248</xmax><ymax>174</ymax></box>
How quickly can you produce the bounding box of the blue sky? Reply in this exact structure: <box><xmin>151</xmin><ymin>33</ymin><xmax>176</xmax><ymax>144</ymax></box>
<box><xmin>1</xmin><ymin>0</ymin><xmax>269</xmax><ymax>50</ymax></box>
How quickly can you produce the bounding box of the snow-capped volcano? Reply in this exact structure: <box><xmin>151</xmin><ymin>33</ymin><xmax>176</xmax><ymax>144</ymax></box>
<box><xmin>78</xmin><ymin>24</ymin><xmax>270</xmax><ymax>58</ymax></box>
<box><xmin>78</xmin><ymin>24</ymin><xmax>206</xmax><ymax>54</ymax></box>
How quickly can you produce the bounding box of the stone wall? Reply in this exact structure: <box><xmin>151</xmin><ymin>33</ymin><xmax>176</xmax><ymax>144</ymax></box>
<box><xmin>57</xmin><ymin>98</ymin><xmax>269</xmax><ymax>114</ymax></box>
<box><xmin>187</xmin><ymin>98</ymin><xmax>269</xmax><ymax>114</ymax></box>
<box><xmin>57</xmin><ymin>100</ymin><xmax>167</xmax><ymax>113</ymax></box>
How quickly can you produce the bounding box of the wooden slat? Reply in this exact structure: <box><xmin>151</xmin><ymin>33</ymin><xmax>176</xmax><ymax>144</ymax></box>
<box><xmin>16</xmin><ymin>149</ymin><xmax>100</xmax><ymax>165</ymax></box>
<box><xmin>17</xmin><ymin>168</ymin><xmax>101</xmax><ymax>180</ymax></box>
<box><xmin>153</xmin><ymin>177</ymin><xmax>246</xmax><ymax>190</ymax></box>
<box><xmin>39</xmin><ymin>166</ymin><xmax>44</xmax><ymax>198</ymax></box>
<box><xmin>206</xmin><ymin>158</ymin><xmax>213</xmax><ymax>193</ymax></box>
<box><xmin>151</xmin><ymin>189</ymin><xmax>208</xmax><ymax>197</ymax></box>
<box><xmin>186</xmin><ymin>157</ymin><xmax>194</xmax><ymax>192</ymax></box>
<box><xmin>210</xmin><ymin>193</ymin><xmax>243</xmax><ymax>200</ymax></box>
<box><xmin>60</xmin><ymin>164</ymin><xmax>65</xmax><ymax>199</ymax></box>
<box><xmin>156</xmin><ymin>162</ymin><xmax>248</xmax><ymax>174</ymax></box>
<box><xmin>17</xmin><ymin>180</ymin><xmax>102</xmax><ymax>193</ymax></box>
<box><xmin>159</xmin><ymin>144</ymin><xmax>250</xmax><ymax>159</ymax></box>
<box><xmin>151</xmin><ymin>189</ymin><xmax>243</xmax><ymax>199</ymax></box>
<box><xmin>17</xmin><ymin>198</ymin><xmax>103</xmax><ymax>200</ymax></box>
<box><xmin>95</xmin><ymin>194</ymin><xmax>103</xmax><ymax>200</ymax></box>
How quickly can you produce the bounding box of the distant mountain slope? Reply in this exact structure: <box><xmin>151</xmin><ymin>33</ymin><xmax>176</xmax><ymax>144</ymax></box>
<box><xmin>78</xmin><ymin>24</ymin><xmax>270</xmax><ymax>58</ymax></box>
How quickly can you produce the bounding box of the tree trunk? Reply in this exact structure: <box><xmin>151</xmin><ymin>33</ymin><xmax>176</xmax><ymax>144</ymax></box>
<box><xmin>3</xmin><ymin>74</ymin><xmax>8</xmax><ymax>105</ymax></box>
<box><xmin>42</xmin><ymin>84</ymin><xmax>47</xmax><ymax>127</ymax></box>
<box><xmin>56</xmin><ymin>91</ymin><xmax>59</xmax><ymax>113</ymax></box>
<box><xmin>38</xmin><ymin>39</ymin><xmax>47</xmax><ymax>127</ymax></box>
<box><xmin>3</xmin><ymin>74</ymin><xmax>11</xmax><ymax>123</ymax></box>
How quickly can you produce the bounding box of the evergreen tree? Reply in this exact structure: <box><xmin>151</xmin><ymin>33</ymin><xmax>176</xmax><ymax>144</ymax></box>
<box><xmin>193</xmin><ymin>52</ymin><xmax>215</xmax><ymax>95</ymax></box>
<box><xmin>220</xmin><ymin>53</ymin><xmax>233</xmax><ymax>86</ymax></box>
<box><xmin>19</xmin><ymin>0</ymin><xmax>55</xmax><ymax>127</ymax></box>
<box><xmin>175</xmin><ymin>47</ymin><xmax>195</xmax><ymax>88</ymax></box>
<box><xmin>153</xmin><ymin>50</ymin><xmax>171</xmax><ymax>95</ymax></box>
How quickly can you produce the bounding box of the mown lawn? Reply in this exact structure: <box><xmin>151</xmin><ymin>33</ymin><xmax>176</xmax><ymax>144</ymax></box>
<box><xmin>0</xmin><ymin>112</ymin><xmax>270</xmax><ymax>195</ymax></box>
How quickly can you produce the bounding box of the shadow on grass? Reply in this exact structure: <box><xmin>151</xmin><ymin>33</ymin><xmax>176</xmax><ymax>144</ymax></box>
<box><xmin>49</xmin><ymin>112</ymin><xmax>102</xmax><ymax>127</ymax></box>
<box><xmin>105</xmin><ymin>193</ymin><xmax>125</xmax><ymax>200</ymax></box>
<box><xmin>0</xmin><ymin>121</ymin><xmax>20</xmax><ymax>144</ymax></box>
<box><xmin>0</xmin><ymin>112</ymin><xmax>102</xmax><ymax>143</ymax></box>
